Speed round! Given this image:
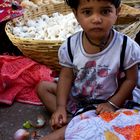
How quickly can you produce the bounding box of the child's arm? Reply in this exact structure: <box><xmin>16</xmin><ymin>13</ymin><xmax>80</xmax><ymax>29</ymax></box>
<box><xmin>57</xmin><ymin>67</ymin><xmax>74</xmax><ymax>107</ymax></box>
<box><xmin>109</xmin><ymin>64</ymin><xmax>137</xmax><ymax>106</ymax></box>
<box><xmin>96</xmin><ymin>64</ymin><xmax>138</xmax><ymax>114</ymax></box>
<box><xmin>51</xmin><ymin>66</ymin><xmax>74</xmax><ymax>129</ymax></box>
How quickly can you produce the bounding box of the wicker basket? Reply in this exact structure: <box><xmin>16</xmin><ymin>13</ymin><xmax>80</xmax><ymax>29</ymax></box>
<box><xmin>122</xmin><ymin>0</ymin><xmax>140</xmax><ymax>7</ymax></box>
<box><xmin>121</xmin><ymin>21</ymin><xmax>140</xmax><ymax>39</ymax></box>
<box><xmin>5</xmin><ymin>3</ymin><xmax>140</xmax><ymax>72</ymax></box>
<box><xmin>5</xmin><ymin>3</ymin><xmax>72</xmax><ymax>72</ymax></box>
<box><xmin>116</xmin><ymin>4</ymin><xmax>140</xmax><ymax>25</ymax></box>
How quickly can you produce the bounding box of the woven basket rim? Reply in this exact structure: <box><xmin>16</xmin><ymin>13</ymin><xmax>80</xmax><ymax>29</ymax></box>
<box><xmin>122</xmin><ymin>0</ymin><xmax>140</xmax><ymax>4</ymax></box>
<box><xmin>121</xmin><ymin>21</ymin><xmax>140</xmax><ymax>39</ymax></box>
<box><xmin>119</xmin><ymin>4</ymin><xmax>140</xmax><ymax>16</ymax></box>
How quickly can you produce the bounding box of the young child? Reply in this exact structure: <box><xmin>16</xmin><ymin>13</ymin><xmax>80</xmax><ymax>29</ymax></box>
<box><xmin>37</xmin><ymin>0</ymin><xmax>140</xmax><ymax>139</ymax></box>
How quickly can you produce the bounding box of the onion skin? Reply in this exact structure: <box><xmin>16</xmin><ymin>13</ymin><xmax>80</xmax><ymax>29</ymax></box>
<box><xmin>29</xmin><ymin>114</ymin><xmax>46</xmax><ymax>128</ymax></box>
<box><xmin>14</xmin><ymin>129</ymin><xmax>30</xmax><ymax>140</ymax></box>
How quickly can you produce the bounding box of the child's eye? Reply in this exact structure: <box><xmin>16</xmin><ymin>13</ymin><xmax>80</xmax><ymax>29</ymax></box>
<box><xmin>101</xmin><ymin>9</ymin><xmax>111</xmax><ymax>16</ymax></box>
<box><xmin>82</xmin><ymin>10</ymin><xmax>92</xmax><ymax>16</ymax></box>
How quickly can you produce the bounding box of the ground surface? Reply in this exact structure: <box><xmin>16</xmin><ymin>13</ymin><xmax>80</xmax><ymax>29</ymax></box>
<box><xmin>0</xmin><ymin>102</ymin><xmax>52</xmax><ymax>140</ymax></box>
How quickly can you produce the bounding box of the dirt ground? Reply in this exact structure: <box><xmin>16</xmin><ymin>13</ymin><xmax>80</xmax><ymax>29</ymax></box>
<box><xmin>0</xmin><ymin>102</ymin><xmax>52</xmax><ymax>140</ymax></box>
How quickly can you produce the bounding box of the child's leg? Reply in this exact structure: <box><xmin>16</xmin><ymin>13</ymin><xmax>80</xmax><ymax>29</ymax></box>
<box><xmin>40</xmin><ymin>126</ymin><xmax>67</xmax><ymax>140</ymax></box>
<box><xmin>37</xmin><ymin>81</ymin><xmax>71</xmax><ymax>140</ymax></box>
<box><xmin>37</xmin><ymin>81</ymin><xmax>57</xmax><ymax>113</ymax></box>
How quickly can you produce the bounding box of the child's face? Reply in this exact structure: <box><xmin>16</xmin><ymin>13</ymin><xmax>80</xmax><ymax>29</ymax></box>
<box><xmin>73</xmin><ymin>0</ymin><xmax>120</xmax><ymax>39</ymax></box>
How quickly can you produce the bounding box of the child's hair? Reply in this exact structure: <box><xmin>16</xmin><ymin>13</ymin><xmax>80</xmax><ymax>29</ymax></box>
<box><xmin>65</xmin><ymin>0</ymin><xmax>121</xmax><ymax>9</ymax></box>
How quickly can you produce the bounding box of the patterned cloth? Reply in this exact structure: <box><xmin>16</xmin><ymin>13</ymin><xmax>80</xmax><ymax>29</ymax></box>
<box><xmin>65</xmin><ymin>109</ymin><xmax>140</xmax><ymax>140</ymax></box>
<box><xmin>0</xmin><ymin>0</ymin><xmax>23</xmax><ymax>23</ymax></box>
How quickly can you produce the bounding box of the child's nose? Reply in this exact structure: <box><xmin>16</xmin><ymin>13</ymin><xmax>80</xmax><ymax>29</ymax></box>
<box><xmin>91</xmin><ymin>14</ymin><xmax>102</xmax><ymax>23</ymax></box>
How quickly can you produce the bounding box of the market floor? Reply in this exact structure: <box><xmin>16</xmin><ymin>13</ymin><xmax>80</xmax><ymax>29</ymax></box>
<box><xmin>0</xmin><ymin>102</ymin><xmax>52</xmax><ymax>140</ymax></box>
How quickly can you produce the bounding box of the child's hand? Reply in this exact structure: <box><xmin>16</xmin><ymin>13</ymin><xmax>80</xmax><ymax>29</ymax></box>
<box><xmin>50</xmin><ymin>106</ymin><xmax>67</xmax><ymax>130</ymax></box>
<box><xmin>96</xmin><ymin>102</ymin><xmax>116</xmax><ymax>115</ymax></box>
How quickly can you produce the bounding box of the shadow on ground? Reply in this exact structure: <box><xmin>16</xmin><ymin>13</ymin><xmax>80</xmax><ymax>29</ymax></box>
<box><xmin>0</xmin><ymin>102</ymin><xmax>52</xmax><ymax>140</ymax></box>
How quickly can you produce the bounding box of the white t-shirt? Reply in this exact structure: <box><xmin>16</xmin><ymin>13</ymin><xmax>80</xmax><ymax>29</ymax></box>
<box><xmin>58</xmin><ymin>29</ymin><xmax>140</xmax><ymax>114</ymax></box>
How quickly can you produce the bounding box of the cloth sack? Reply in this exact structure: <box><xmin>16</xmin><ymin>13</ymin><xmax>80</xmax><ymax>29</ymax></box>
<box><xmin>0</xmin><ymin>55</ymin><xmax>54</xmax><ymax>105</ymax></box>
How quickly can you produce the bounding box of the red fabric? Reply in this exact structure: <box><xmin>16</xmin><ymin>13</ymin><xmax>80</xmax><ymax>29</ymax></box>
<box><xmin>0</xmin><ymin>0</ymin><xmax>23</xmax><ymax>23</ymax></box>
<box><xmin>0</xmin><ymin>55</ymin><xmax>54</xmax><ymax>105</ymax></box>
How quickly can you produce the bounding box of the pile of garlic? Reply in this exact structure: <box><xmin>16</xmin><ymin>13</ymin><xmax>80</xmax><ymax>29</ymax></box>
<box><xmin>12</xmin><ymin>12</ymin><xmax>82</xmax><ymax>41</ymax></box>
<box><xmin>20</xmin><ymin>0</ymin><xmax>51</xmax><ymax>9</ymax></box>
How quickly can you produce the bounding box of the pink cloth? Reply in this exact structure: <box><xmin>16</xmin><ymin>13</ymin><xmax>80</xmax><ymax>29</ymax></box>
<box><xmin>0</xmin><ymin>0</ymin><xmax>23</xmax><ymax>23</ymax></box>
<box><xmin>0</xmin><ymin>55</ymin><xmax>54</xmax><ymax>105</ymax></box>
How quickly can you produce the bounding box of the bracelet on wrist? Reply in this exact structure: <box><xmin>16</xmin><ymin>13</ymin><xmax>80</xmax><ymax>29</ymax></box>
<box><xmin>107</xmin><ymin>100</ymin><xmax>120</xmax><ymax>109</ymax></box>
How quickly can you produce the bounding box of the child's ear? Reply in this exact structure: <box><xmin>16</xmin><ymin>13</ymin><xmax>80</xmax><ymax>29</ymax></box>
<box><xmin>116</xmin><ymin>6</ymin><xmax>121</xmax><ymax>16</ymax></box>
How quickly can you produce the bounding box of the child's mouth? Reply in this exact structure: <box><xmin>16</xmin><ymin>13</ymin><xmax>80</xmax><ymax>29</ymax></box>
<box><xmin>91</xmin><ymin>28</ymin><xmax>102</xmax><ymax>32</ymax></box>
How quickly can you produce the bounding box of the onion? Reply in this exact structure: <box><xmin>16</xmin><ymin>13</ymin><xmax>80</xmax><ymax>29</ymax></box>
<box><xmin>14</xmin><ymin>129</ymin><xmax>30</xmax><ymax>140</ymax></box>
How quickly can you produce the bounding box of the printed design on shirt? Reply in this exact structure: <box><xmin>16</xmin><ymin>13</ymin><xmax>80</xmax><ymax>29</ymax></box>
<box><xmin>71</xmin><ymin>60</ymin><xmax>110</xmax><ymax>99</ymax></box>
<box><xmin>98</xmin><ymin>65</ymin><xmax>109</xmax><ymax>77</ymax></box>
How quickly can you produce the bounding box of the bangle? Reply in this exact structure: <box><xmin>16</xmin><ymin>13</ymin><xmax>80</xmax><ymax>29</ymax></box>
<box><xmin>107</xmin><ymin>100</ymin><xmax>120</xmax><ymax>109</ymax></box>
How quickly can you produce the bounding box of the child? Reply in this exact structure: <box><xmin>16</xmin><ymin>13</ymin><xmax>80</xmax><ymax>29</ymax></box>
<box><xmin>37</xmin><ymin>0</ymin><xmax>140</xmax><ymax>139</ymax></box>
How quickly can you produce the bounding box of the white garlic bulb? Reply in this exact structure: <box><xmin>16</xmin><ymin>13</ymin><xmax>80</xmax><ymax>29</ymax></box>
<box><xmin>12</xmin><ymin>12</ymin><xmax>82</xmax><ymax>40</ymax></box>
